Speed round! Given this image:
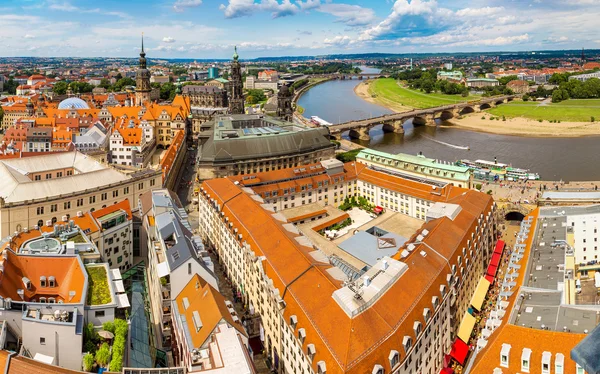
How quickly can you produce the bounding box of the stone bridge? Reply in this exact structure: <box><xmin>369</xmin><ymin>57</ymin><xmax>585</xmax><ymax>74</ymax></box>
<box><xmin>328</xmin><ymin>95</ymin><xmax>517</xmax><ymax>140</ymax></box>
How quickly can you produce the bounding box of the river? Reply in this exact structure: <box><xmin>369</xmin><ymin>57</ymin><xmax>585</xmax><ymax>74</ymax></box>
<box><xmin>297</xmin><ymin>67</ymin><xmax>599</xmax><ymax>181</ymax></box>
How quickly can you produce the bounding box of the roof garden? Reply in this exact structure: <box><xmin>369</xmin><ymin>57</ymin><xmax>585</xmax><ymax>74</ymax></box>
<box><xmin>86</xmin><ymin>265</ymin><xmax>113</xmax><ymax>306</ymax></box>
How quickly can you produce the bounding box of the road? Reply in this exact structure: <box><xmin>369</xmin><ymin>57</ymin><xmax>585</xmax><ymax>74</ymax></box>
<box><xmin>176</xmin><ymin>146</ymin><xmax>200</xmax><ymax>231</ymax></box>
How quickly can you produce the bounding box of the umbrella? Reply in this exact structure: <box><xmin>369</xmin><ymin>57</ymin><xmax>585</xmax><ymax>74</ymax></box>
<box><xmin>98</xmin><ymin>330</ymin><xmax>114</xmax><ymax>339</ymax></box>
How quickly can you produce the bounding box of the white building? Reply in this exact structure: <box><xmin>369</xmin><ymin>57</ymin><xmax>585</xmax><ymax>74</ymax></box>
<box><xmin>171</xmin><ymin>274</ymin><xmax>253</xmax><ymax>373</ymax></box>
<box><xmin>140</xmin><ymin>189</ymin><xmax>217</xmax><ymax>351</ymax></box>
<box><xmin>109</xmin><ymin>119</ymin><xmax>154</xmax><ymax>167</ymax></box>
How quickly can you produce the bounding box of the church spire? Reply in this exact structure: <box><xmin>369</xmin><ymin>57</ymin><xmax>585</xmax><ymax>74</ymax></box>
<box><xmin>141</xmin><ymin>33</ymin><xmax>145</xmax><ymax>57</ymax></box>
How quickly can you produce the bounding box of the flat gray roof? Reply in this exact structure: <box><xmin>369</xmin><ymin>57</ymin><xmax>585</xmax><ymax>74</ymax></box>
<box><xmin>338</xmin><ymin>230</ymin><xmax>407</xmax><ymax>267</ymax></box>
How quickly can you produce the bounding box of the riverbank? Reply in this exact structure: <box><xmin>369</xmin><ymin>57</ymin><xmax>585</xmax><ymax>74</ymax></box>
<box><xmin>354</xmin><ymin>80</ymin><xmax>412</xmax><ymax>112</ymax></box>
<box><xmin>445</xmin><ymin>114</ymin><xmax>600</xmax><ymax>138</ymax></box>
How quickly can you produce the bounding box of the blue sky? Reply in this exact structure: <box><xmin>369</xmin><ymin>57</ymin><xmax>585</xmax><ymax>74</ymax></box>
<box><xmin>0</xmin><ymin>0</ymin><xmax>599</xmax><ymax>58</ymax></box>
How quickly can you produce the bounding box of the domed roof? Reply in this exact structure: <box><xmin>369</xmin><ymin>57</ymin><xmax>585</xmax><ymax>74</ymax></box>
<box><xmin>58</xmin><ymin>97</ymin><xmax>90</xmax><ymax>110</ymax></box>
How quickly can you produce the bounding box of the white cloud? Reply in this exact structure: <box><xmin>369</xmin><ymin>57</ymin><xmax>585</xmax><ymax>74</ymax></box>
<box><xmin>173</xmin><ymin>0</ymin><xmax>203</xmax><ymax>12</ymax></box>
<box><xmin>220</xmin><ymin>0</ymin><xmax>302</xmax><ymax>18</ymax></box>
<box><xmin>24</xmin><ymin>34</ymin><xmax>35</xmax><ymax>39</ymax></box>
<box><xmin>162</xmin><ymin>36</ymin><xmax>176</xmax><ymax>43</ymax></box>
<box><xmin>318</xmin><ymin>3</ymin><xmax>376</xmax><ymax>26</ymax></box>
<box><xmin>48</xmin><ymin>1</ymin><xmax>129</xmax><ymax>18</ymax></box>
<box><xmin>323</xmin><ymin>35</ymin><xmax>352</xmax><ymax>47</ymax></box>
<box><xmin>455</xmin><ymin>7</ymin><xmax>504</xmax><ymax>17</ymax></box>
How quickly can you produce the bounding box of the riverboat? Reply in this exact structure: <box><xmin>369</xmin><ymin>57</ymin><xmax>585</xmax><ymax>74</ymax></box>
<box><xmin>456</xmin><ymin>158</ymin><xmax>540</xmax><ymax>181</ymax></box>
<box><xmin>310</xmin><ymin>116</ymin><xmax>333</xmax><ymax>127</ymax></box>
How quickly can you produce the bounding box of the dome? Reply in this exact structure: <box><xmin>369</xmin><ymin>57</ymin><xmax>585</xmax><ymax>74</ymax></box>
<box><xmin>58</xmin><ymin>97</ymin><xmax>90</xmax><ymax>110</ymax></box>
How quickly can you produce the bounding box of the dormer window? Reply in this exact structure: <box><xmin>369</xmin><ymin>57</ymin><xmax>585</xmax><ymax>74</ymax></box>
<box><xmin>423</xmin><ymin>308</ymin><xmax>431</xmax><ymax>323</ymax></box>
<box><xmin>290</xmin><ymin>315</ymin><xmax>298</xmax><ymax>330</ymax></box>
<box><xmin>402</xmin><ymin>336</ymin><xmax>412</xmax><ymax>353</ymax></box>
<box><xmin>555</xmin><ymin>353</ymin><xmax>564</xmax><ymax>374</ymax></box>
<box><xmin>432</xmin><ymin>296</ymin><xmax>439</xmax><ymax>309</ymax></box>
<box><xmin>40</xmin><ymin>276</ymin><xmax>46</xmax><ymax>288</ymax></box>
<box><xmin>388</xmin><ymin>350</ymin><xmax>399</xmax><ymax>368</ymax></box>
<box><xmin>307</xmin><ymin>344</ymin><xmax>316</xmax><ymax>360</ymax></box>
<box><xmin>372</xmin><ymin>364</ymin><xmax>384</xmax><ymax>374</ymax></box>
<box><xmin>413</xmin><ymin>321</ymin><xmax>422</xmax><ymax>336</ymax></box>
<box><xmin>440</xmin><ymin>285</ymin><xmax>447</xmax><ymax>297</ymax></box>
<box><xmin>49</xmin><ymin>276</ymin><xmax>56</xmax><ymax>287</ymax></box>
<box><xmin>317</xmin><ymin>361</ymin><xmax>326</xmax><ymax>374</ymax></box>
<box><xmin>542</xmin><ymin>351</ymin><xmax>551</xmax><ymax>374</ymax></box>
<box><xmin>500</xmin><ymin>343</ymin><xmax>511</xmax><ymax>368</ymax></box>
<box><xmin>298</xmin><ymin>328</ymin><xmax>306</xmax><ymax>344</ymax></box>
<box><xmin>521</xmin><ymin>348</ymin><xmax>531</xmax><ymax>372</ymax></box>
<box><xmin>22</xmin><ymin>277</ymin><xmax>31</xmax><ymax>290</ymax></box>
<box><xmin>576</xmin><ymin>363</ymin><xmax>584</xmax><ymax>374</ymax></box>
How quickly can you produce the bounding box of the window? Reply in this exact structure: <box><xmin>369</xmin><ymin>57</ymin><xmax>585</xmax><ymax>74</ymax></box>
<box><xmin>555</xmin><ymin>353</ymin><xmax>564</xmax><ymax>374</ymax></box>
<box><xmin>402</xmin><ymin>336</ymin><xmax>412</xmax><ymax>353</ymax></box>
<box><xmin>389</xmin><ymin>350</ymin><xmax>400</xmax><ymax>368</ymax></box>
<box><xmin>113</xmin><ymin>190</ymin><xmax>119</xmax><ymax>198</ymax></box>
<box><xmin>95</xmin><ymin>310</ymin><xmax>105</xmax><ymax>317</ymax></box>
<box><xmin>124</xmin><ymin>187</ymin><xmax>129</xmax><ymax>194</ymax></box>
<box><xmin>150</xmin><ymin>179</ymin><xmax>156</xmax><ymax>187</ymax></box>
<box><xmin>117</xmin><ymin>256</ymin><xmax>123</xmax><ymax>263</ymax></box>
<box><xmin>101</xmin><ymin>193</ymin><xmax>107</xmax><ymax>201</ymax></box>
<box><xmin>64</xmin><ymin>201</ymin><xmax>71</xmax><ymax>209</ymax></box>
<box><xmin>89</xmin><ymin>196</ymin><xmax>96</xmax><ymax>204</ymax></box>
<box><xmin>298</xmin><ymin>328</ymin><xmax>306</xmax><ymax>344</ymax></box>
<box><xmin>576</xmin><ymin>364</ymin><xmax>584</xmax><ymax>374</ymax></box>
<box><xmin>40</xmin><ymin>337</ymin><xmax>46</xmax><ymax>345</ymax></box>
<box><xmin>500</xmin><ymin>343</ymin><xmax>511</xmax><ymax>368</ymax></box>
<box><xmin>77</xmin><ymin>198</ymin><xmax>83</xmax><ymax>207</ymax></box>
<box><xmin>521</xmin><ymin>348</ymin><xmax>531</xmax><ymax>372</ymax></box>
<box><xmin>371</xmin><ymin>365</ymin><xmax>384</xmax><ymax>374</ymax></box>
<box><xmin>34</xmin><ymin>175</ymin><xmax>41</xmax><ymax>181</ymax></box>
<box><xmin>541</xmin><ymin>351</ymin><xmax>551</xmax><ymax>374</ymax></box>
<box><xmin>37</xmin><ymin>207</ymin><xmax>44</xmax><ymax>215</ymax></box>
<box><xmin>188</xmin><ymin>263</ymin><xmax>192</xmax><ymax>275</ymax></box>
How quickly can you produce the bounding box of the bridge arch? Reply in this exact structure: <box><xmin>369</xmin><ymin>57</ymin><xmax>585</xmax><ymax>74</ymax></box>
<box><xmin>439</xmin><ymin>110</ymin><xmax>455</xmax><ymax>121</ymax></box>
<box><xmin>459</xmin><ymin>106</ymin><xmax>475</xmax><ymax>115</ymax></box>
<box><xmin>495</xmin><ymin>99</ymin><xmax>506</xmax><ymax>106</ymax></box>
<box><xmin>505</xmin><ymin>211</ymin><xmax>526</xmax><ymax>222</ymax></box>
<box><xmin>479</xmin><ymin>103</ymin><xmax>492</xmax><ymax>110</ymax></box>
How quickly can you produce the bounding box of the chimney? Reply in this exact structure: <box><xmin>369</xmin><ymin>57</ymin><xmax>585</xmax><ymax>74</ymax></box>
<box><xmin>382</xmin><ymin>259</ymin><xmax>388</xmax><ymax>271</ymax></box>
<box><xmin>363</xmin><ymin>275</ymin><xmax>371</xmax><ymax>287</ymax></box>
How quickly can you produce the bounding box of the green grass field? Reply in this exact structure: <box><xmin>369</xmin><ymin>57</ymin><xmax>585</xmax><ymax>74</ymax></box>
<box><xmin>368</xmin><ymin>78</ymin><xmax>481</xmax><ymax>109</ymax></box>
<box><xmin>488</xmin><ymin>99</ymin><xmax>600</xmax><ymax>122</ymax></box>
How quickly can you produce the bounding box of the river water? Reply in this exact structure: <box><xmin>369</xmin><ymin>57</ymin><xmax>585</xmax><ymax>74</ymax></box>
<box><xmin>297</xmin><ymin>68</ymin><xmax>599</xmax><ymax>181</ymax></box>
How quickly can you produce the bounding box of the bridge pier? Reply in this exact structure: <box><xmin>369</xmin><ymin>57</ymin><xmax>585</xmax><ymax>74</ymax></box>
<box><xmin>414</xmin><ymin>114</ymin><xmax>436</xmax><ymax>127</ymax></box>
<box><xmin>382</xmin><ymin>120</ymin><xmax>405</xmax><ymax>134</ymax></box>
<box><xmin>349</xmin><ymin>127</ymin><xmax>370</xmax><ymax>141</ymax></box>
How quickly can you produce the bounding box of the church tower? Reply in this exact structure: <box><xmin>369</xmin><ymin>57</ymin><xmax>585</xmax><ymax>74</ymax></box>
<box><xmin>135</xmin><ymin>34</ymin><xmax>151</xmax><ymax>106</ymax></box>
<box><xmin>276</xmin><ymin>83</ymin><xmax>293</xmax><ymax>122</ymax></box>
<box><xmin>228</xmin><ymin>46</ymin><xmax>245</xmax><ymax>114</ymax></box>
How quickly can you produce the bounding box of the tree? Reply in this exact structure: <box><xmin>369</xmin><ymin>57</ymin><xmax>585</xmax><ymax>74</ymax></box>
<box><xmin>113</xmin><ymin>77</ymin><xmax>135</xmax><ymax>91</ymax></box>
<box><xmin>552</xmin><ymin>88</ymin><xmax>569</xmax><ymax>103</ymax></box>
<box><xmin>53</xmin><ymin>81</ymin><xmax>69</xmax><ymax>95</ymax></box>
<box><xmin>246</xmin><ymin>89</ymin><xmax>266</xmax><ymax>102</ymax></box>
<box><xmin>99</xmin><ymin>78</ymin><xmax>111</xmax><ymax>89</ymax></box>
<box><xmin>498</xmin><ymin>75</ymin><xmax>519</xmax><ymax>85</ymax></box>
<box><xmin>421</xmin><ymin>80</ymin><xmax>434</xmax><ymax>93</ymax></box>
<box><xmin>95</xmin><ymin>343</ymin><xmax>111</xmax><ymax>367</ymax></box>
<box><xmin>246</xmin><ymin>95</ymin><xmax>256</xmax><ymax>104</ymax></box>
<box><xmin>82</xmin><ymin>353</ymin><xmax>95</xmax><ymax>372</ymax></box>
<box><xmin>102</xmin><ymin>321</ymin><xmax>115</xmax><ymax>334</ymax></box>
<box><xmin>4</xmin><ymin>78</ymin><xmax>18</xmax><ymax>94</ymax></box>
<box><xmin>159</xmin><ymin>82</ymin><xmax>177</xmax><ymax>100</ymax></box>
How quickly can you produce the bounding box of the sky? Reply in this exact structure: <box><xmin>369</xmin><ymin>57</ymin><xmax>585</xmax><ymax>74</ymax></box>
<box><xmin>0</xmin><ymin>0</ymin><xmax>599</xmax><ymax>59</ymax></box>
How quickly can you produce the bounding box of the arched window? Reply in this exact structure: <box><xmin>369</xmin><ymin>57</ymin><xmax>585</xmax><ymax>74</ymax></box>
<box><xmin>37</xmin><ymin>220</ymin><xmax>43</xmax><ymax>228</ymax></box>
<box><xmin>52</xmin><ymin>217</ymin><xmax>57</xmax><ymax>225</ymax></box>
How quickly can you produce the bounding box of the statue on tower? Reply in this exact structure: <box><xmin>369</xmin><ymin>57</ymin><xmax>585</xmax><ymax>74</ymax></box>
<box><xmin>135</xmin><ymin>33</ymin><xmax>151</xmax><ymax>106</ymax></box>
<box><xmin>228</xmin><ymin>46</ymin><xmax>245</xmax><ymax>115</ymax></box>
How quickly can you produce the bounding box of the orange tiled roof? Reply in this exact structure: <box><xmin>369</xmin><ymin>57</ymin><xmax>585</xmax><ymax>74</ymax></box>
<box><xmin>202</xmin><ymin>170</ymin><xmax>494</xmax><ymax>373</ymax></box>
<box><xmin>175</xmin><ymin>274</ymin><xmax>247</xmax><ymax>349</ymax></box>
<box><xmin>91</xmin><ymin>199</ymin><xmax>132</xmax><ymax>222</ymax></box>
<box><xmin>0</xmin><ymin>251</ymin><xmax>85</xmax><ymax>304</ymax></box>
<box><xmin>160</xmin><ymin>129</ymin><xmax>185</xmax><ymax>180</ymax></box>
<box><xmin>470</xmin><ymin>324</ymin><xmax>585</xmax><ymax>374</ymax></box>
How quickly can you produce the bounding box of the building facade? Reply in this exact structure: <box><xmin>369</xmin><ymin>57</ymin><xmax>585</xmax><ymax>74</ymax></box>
<box><xmin>198</xmin><ymin>160</ymin><xmax>497</xmax><ymax>374</ymax></box>
<box><xmin>0</xmin><ymin>151</ymin><xmax>162</xmax><ymax>238</ymax></box>
<box><xmin>196</xmin><ymin>114</ymin><xmax>335</xmax><ymax>180</ymax></box>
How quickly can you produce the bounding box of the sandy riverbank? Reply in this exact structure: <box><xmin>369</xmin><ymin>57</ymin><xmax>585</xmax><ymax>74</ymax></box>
<box><xmin>445</xmin><ymin>114</ymin><xmax>600</xmax><ymax>137</ymax></box>
<box><xmin>353</xmin><ymin>81</ymin><xmax>412</xmax><ymax>112</ymax></box>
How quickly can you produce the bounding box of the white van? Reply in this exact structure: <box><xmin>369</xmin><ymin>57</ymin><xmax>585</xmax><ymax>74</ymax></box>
<box><xmin>575</xmin><ymin>279</ymin><xmax>582</xmax><ymax>294</ymax></box>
